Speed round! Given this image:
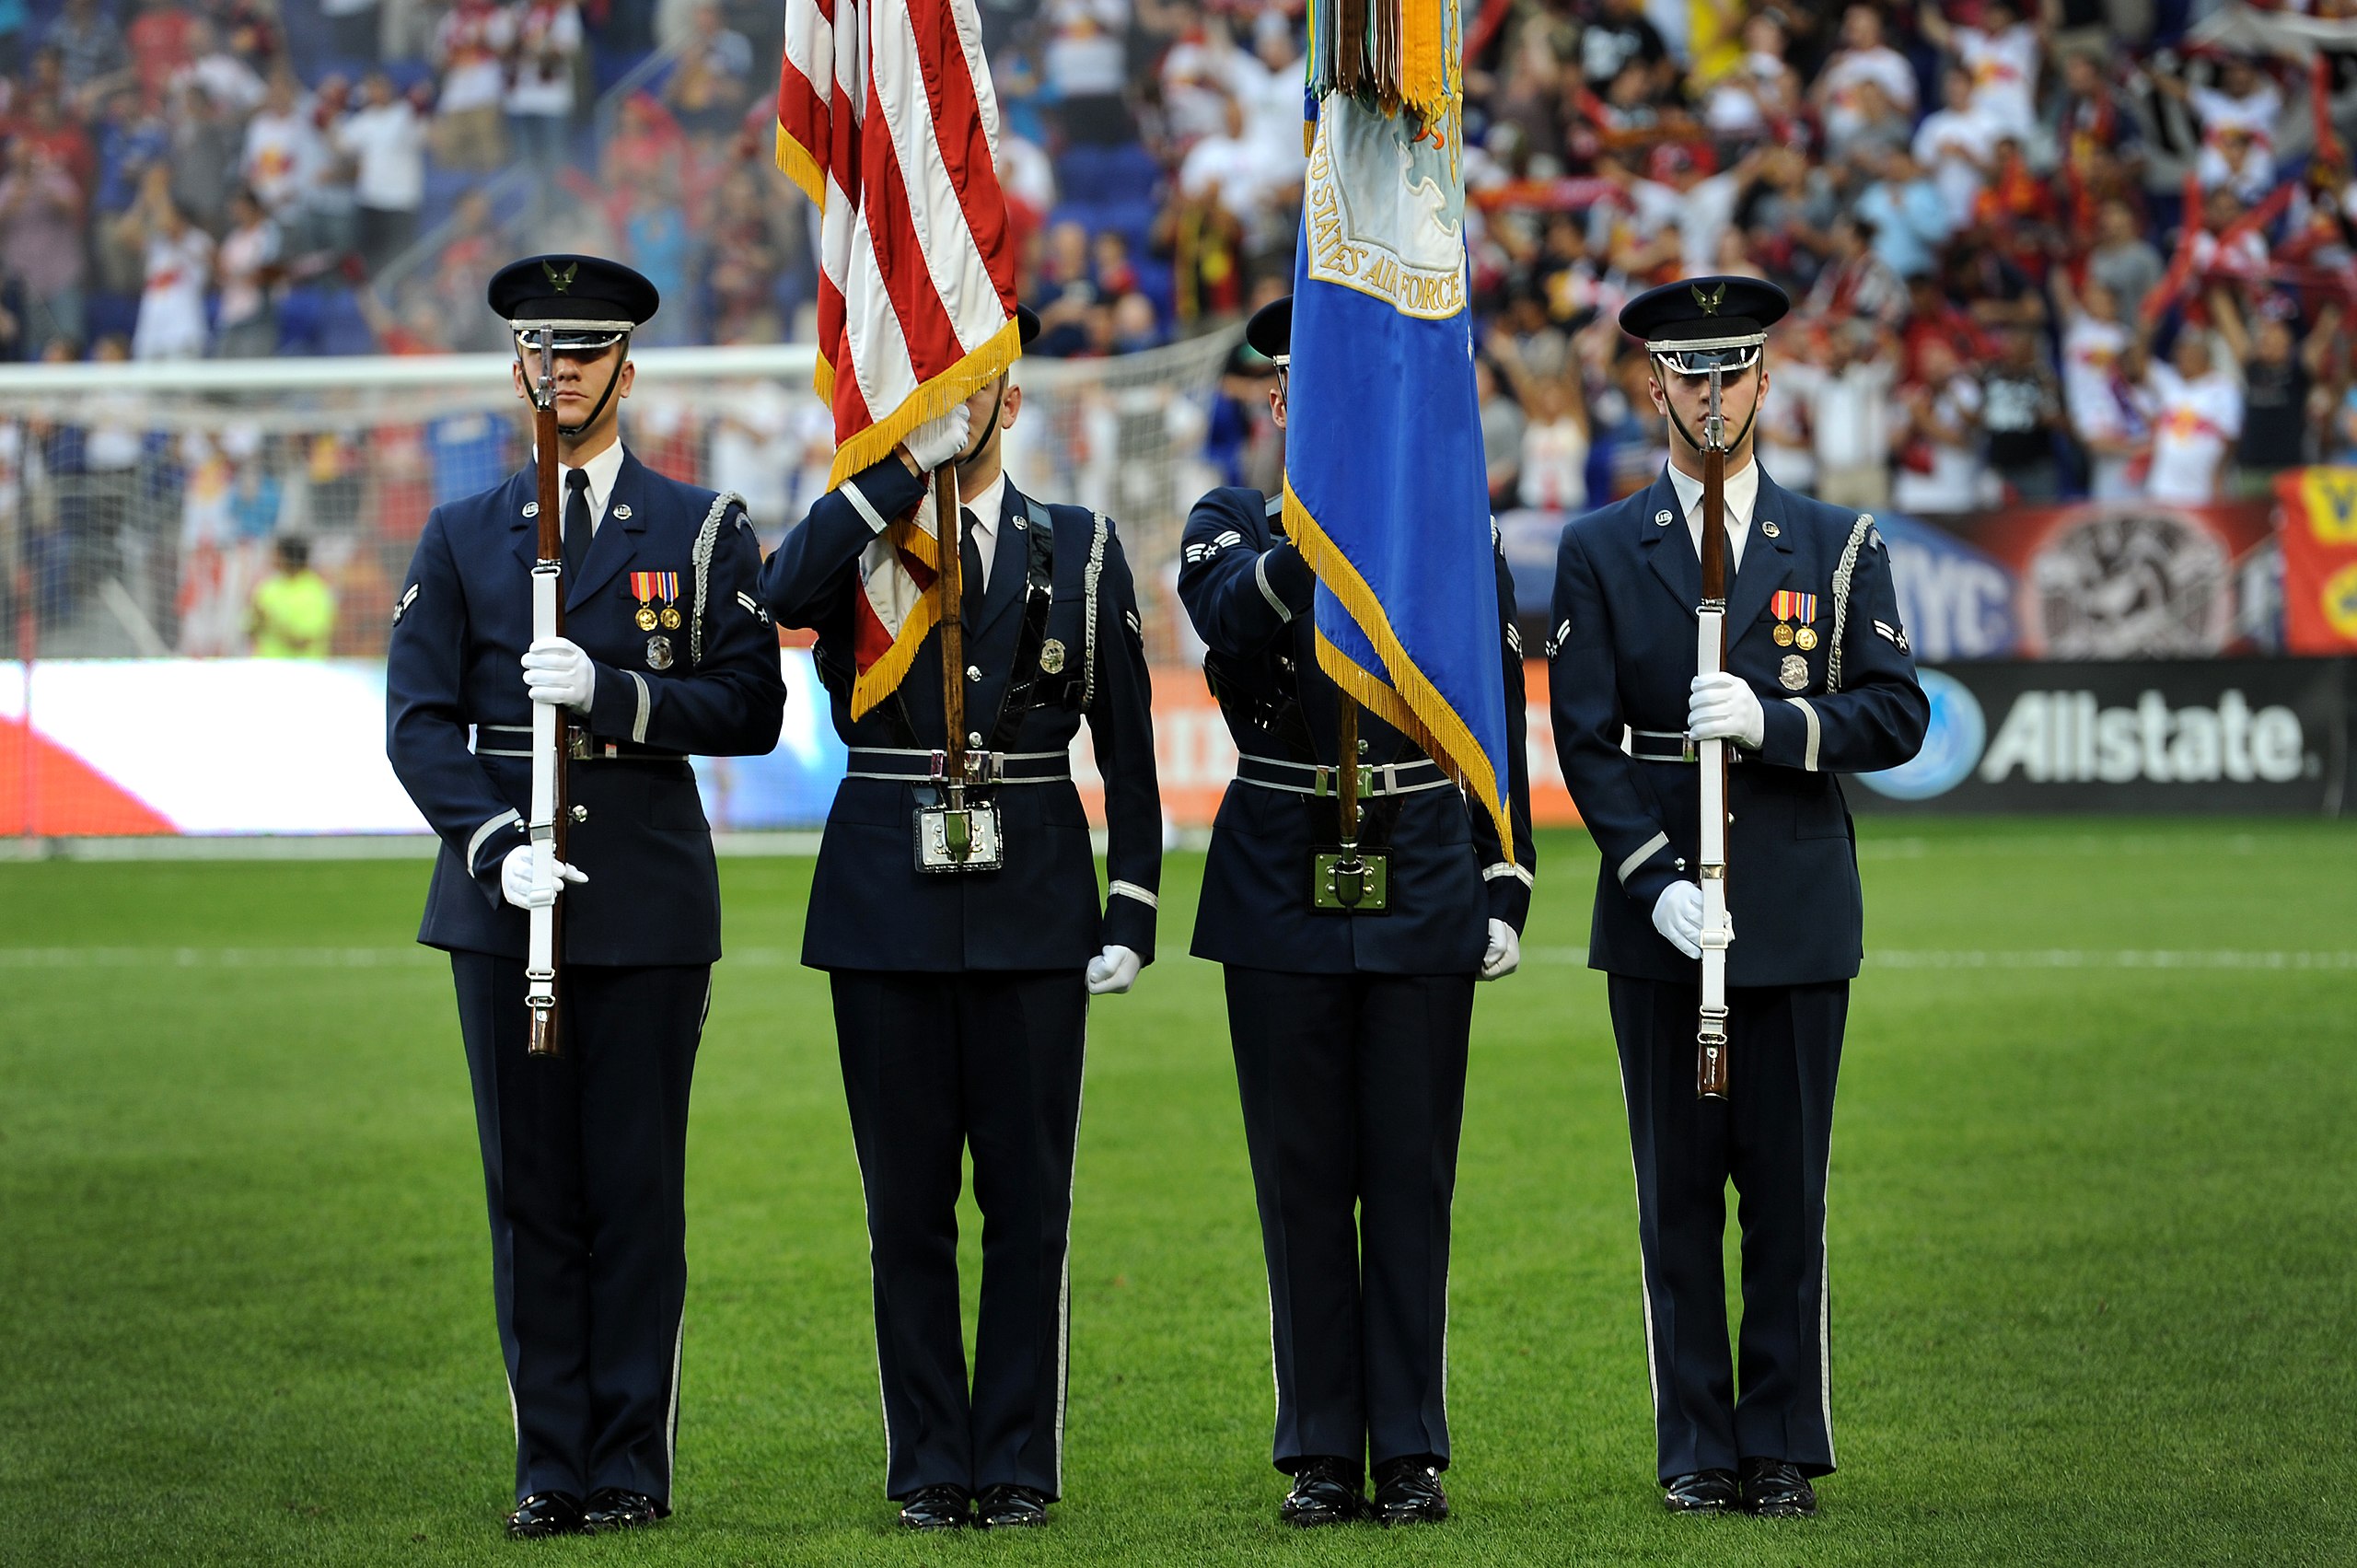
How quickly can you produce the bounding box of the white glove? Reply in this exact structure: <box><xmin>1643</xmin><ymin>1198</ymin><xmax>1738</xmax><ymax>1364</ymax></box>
<box><xmin>1479</xmin><ymin>917</ymin><xmax>1520</xmax><ymax>981</ymax></box>
<box><xmin>1689</xmin><ymin>671</ymin><xmax>1765</xmax><ymax>749</ymax></box>
<box><xmin>1085</xmin><ymin>944</ymin><xmax>1141</xmax><ymax>995</ymax></box>
<box><xmin>903</xmin><ymin>406</ymin><xmax>973</xmax><ymax>472</ymax></box>
<box><xmin>522</xmin><ymin>636</ymin><xmax>595</xmax><ymax>710</ymax></box>
<box><xmin>1653</xmin><ymin>881</ymin><xmax>1703</xmax><ymax>959</ymax></box>
<box><xmin>501</xmin><ymin>845</ymin><xmax>587</xmax><ymax>910</ymax></box>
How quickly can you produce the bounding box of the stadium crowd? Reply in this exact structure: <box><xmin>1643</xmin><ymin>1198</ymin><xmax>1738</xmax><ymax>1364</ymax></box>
<box><xmin>0</xmin><ymin>0</ymin><xmax>809</xmax><ymax>359</ymax></box>
<box><xmin>987</xmin><ymin>0</ymin><xmax>2357</xmax><ymax>511</ymax></box>
<box><xmin>14</xmin><ymin>0</ymin><xmax>2357</xmax><ymax>662</ymax></box>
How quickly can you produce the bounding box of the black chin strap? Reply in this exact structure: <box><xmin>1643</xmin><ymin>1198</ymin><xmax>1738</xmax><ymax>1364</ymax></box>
<box><xmin>561</xmin><ymin>334</ymin><xmax>630</xmax><ymax>438</ymax></box>
<box><xmin>1657</xmin><ymin>354</ymin><xmax>1762</xmax><ymax>463</ymax></box>
<box><xmin>954</xmin><ymin>380</ymin><xmax>1010</xmax><ymax>477</ymax></box>
<box><xmin>521</xmin><ymin>335</ymin><xmax>632</xmax><ymax>439</ymax></box>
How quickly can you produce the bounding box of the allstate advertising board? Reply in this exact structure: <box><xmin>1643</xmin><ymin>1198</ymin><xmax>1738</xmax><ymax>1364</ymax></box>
<box><xmin>1852</xmin><ymin>659</ymin><xmax>2351</xmax><ymax>816</ymax></box>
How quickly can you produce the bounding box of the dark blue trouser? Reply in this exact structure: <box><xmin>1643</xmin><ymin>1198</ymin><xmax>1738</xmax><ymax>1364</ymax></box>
<box><xmin>1607</xmin><ymin>975</ymin><xmax>1846</xmax><ymax>1482</ymax></box>
<box><xmin>830</xmin><ymin>969</ymin><xmax>1087</xmax><ymax>1502</ymax></box>
<box><xmin>451</xmin><ymin>954</ymin><xmax>708</xmax><ymax>1506</ymax></box>
<box><xmin>1225</xmin><ymin>966</ymin><xmax>1475</xmax><ymax>1478</ymax></box>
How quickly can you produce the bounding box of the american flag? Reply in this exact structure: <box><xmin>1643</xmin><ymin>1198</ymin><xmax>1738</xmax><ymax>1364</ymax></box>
<box><xmin>777</xmin><ymin>0</ymin><xmax>1019</xmax><ymax>716</ymax></box>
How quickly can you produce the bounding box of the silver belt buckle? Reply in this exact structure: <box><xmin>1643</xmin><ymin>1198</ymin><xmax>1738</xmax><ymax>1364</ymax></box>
<box><xmin>914</xmin><ymin>799</ymin><xmax>1004</xmax><ymax>873</ymax></box>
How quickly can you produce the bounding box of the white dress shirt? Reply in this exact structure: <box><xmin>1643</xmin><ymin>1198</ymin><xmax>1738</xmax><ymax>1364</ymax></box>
<box><xmin>1666</xmin><ymin>457</ymin><xmax>1759</xmax><ymax>574</ymax></box>
<box><xmin>959</xmin><ymin>468</ymin><xmax>1008</xmax><ymax>591</ymax></box>
<box><xmin>559</xmin><ymin>439</ymin><xmax>627</xmax><ymax>533</ymax></box>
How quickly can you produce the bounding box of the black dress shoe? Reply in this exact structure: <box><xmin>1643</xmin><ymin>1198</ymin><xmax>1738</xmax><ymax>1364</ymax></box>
<box><xmin>1280</xmin><ymin>1457</ymin><xmax>1367</xmax><ymax>1527</ymax></box>
<box><xmin>1661</xmin><ymin>1469</ymin><xmax>1739</xmax><ymax>1514</ymax></box>
<box><xmin>1371</xmin><ymin>1458</ymin><xmax>1449</xmax><ymax>1527</ymax></box>
<box><xmin>1739</xmin><ymin>1458</ymin><xmax>1818</xmax><ymax>1517</ymax></box>
<box><xmin>582</xmin><ymin>1488</ymin><xmax>665</xmax><ymax>1532</ymax></box>
<box><xmin>975</xmin><ymin>1483</ymin><xmax>1051</xmax><ymax>1528</ymax></box>
<box><xmin>505</xmin><ymin>1492</ymin><xmax>586</xmax><ymax>1539</ymax></box>
<box><xmin>898</xmin><ymin>1483</ymin><xmax>972</xmax><ymax>1531</ymax></box>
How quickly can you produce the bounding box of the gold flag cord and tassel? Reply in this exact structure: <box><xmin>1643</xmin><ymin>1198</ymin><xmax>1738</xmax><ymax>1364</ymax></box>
<box><xmin>1306</xmin><ymin>0</ymin><xmax>1453</xmax><ymax>126</ymax></box>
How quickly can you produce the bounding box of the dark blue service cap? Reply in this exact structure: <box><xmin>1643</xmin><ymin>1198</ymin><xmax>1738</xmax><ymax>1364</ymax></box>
<box><xmin>1619</xmin><ymin>274</ymin><xmax>1790</xmax><ymax>372</ymax></box>
<box><xmin>488</xmin><ymin>254</ymin><xmax>661</xmax><ymax>349</ymax></box>
<box><xmin>1016</xmin><ymin>303</ymin><xmax>1040</xmax><ymax>346</ymax></box>
<box><xmin>1244</xmin><ymin>295</ymin><xmax>1291</xmax><ymax>365</ymax></box>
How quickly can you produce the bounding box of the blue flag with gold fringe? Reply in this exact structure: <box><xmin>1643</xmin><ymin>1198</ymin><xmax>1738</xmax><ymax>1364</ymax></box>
<box><xmin>1281</xmin><ymin>0</ymin><xmax>1514</xmax><ymax>863</ymax></box>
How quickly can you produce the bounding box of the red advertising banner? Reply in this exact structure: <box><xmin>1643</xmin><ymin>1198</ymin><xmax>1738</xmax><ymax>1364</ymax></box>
<box><xmin>2279</xmin><ymin>468</ymin><xmax>2357</xmax><ymax>655</ymax></box>
<box><xmin>1940</xmin><ymin>498</ymin><xmax>2279</xmax><ymax>660</ymax></box>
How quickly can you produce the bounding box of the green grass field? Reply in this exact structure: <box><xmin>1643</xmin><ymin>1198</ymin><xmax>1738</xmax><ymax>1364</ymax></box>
<box><xmin>3</xmin><ymin>819</ymin><xmax>2353</xmax><ymax>1567</ymax></box>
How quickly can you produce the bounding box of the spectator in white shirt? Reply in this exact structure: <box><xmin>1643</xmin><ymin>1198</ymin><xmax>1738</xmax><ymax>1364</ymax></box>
<box><xmin>173</xmin><ymin>17</ymin><xmax>266</xmax><ymax>114</ymax></box>
<box><xmin>1803</xmin><ymin>319</ymin><xmax>1899</xmax><ymax>511</ymax></box>
<box><xmin>213</xmin><ymin>185</ymin><xmax>280</xmax><ymax>358</ymax></box>
<box><xmin>430</xmin><ymin>0</ymin><xmax>510</xmax><ymax>172</ymax></box>
<box><xmin>1913</xmin><ymin>66</ymin><xmax>1998</xmax><ymax>232</ymax></box>
<box><xmin>1894</xmin><ymin>338</ymin><xmax>1994</xmax><ymax>514</ymax></box>
<box><xmin>1178</xmin><ymin>94</ymin><xmax>1294</xmax><ymax>258</ymax></box>
<box><xmin>334</xmin><ymin>71</ymin><xmax>425</xmax><ymax>273</ymax></box>
<box><xmin>1812</xmin><ymin>5</ymin><xmax>1917</xmax><ymax>153</ymax></box>
<box><xmin>1919</xmin><ymin>0</ymin><xmax>2042</xmax><ymax>141</ymax></box>
<box><xmin>2143</xmin><ymin>331</ymin><xmax>2243</xmax><ymax>504</ymax></box>
<box><xmin>117</xmin><ymin>166</ymin><xmax>213</xmax><ymax>361</ymax></box>
<box><xmin>2053</xmin><ymin>271</ymin><xmax>2143</xmax><ymax>499</ymax></box>
<box><xmin>241</xmin><ymin>72</ymin><xmax>324</xmax><ymax>224</ymax></box>
<box><xmin>1701</xmin><ymin>12</ymin><xmax>1801</xmax><ymax>138</ymax></box>
<box><xmin>1042</xmin><ymin>0</ymin><xmax>1132</xmax><ymax>145</ymax></box>
<box><xmin>505</xmin><ymin>0</ymin><xmax>582</xmax><ymax>175</ymax></box>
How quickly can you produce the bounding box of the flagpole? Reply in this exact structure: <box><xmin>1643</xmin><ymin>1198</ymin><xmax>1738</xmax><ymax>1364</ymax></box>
<box><xmin>935</xmin><ymin>470</ymin><xmax>969</xmax><ymax>841</ymax></box>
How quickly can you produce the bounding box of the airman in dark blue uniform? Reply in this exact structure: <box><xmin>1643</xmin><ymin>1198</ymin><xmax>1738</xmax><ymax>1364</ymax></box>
<box><xmin>1548</xmin><ymin>276</ymin><xmax>1927</xmax><ymax>1518</ymax></box>
<box><xmin>1178</xmin><ymin>297</ymin><xmax>1537</xmax><ymax>1529</ymax></box>
<box><xmin>757</xmin><ymin>307</ymin><xmax>1161</xmax><ymax>1533</ymax></box>
<box><xmin>385</xmin><ymin>256</ymin><xmax>786</xmax><ymax>1540</ymax></box>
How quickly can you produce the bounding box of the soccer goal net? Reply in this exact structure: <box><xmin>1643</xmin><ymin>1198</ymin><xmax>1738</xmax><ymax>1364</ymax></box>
<box><xmin>0</xmin><ymin>332</ymin><xmax>1241</xmax><ymax>837</ymax></box>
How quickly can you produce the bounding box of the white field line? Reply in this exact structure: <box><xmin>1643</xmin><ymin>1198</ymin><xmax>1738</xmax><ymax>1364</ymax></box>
<box><xmin>0</xmin><ymin>946</ymin><xmax>807</xmax><ymax>968</ymax></box>
<box><xmin>2</xmin><ymin>946</ymin><xmax>2345</xmax><ymax>971</ymax></box>
<box><xmin>1526</xmin><ymin>947</ymin><xmax>2355</xmax><ymax>970</ymax></box>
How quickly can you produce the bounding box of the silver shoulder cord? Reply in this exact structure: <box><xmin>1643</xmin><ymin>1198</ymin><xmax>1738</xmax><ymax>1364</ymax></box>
<box><xmin>687</xmin><ymin>491</ymin><xmax>749</xmax><ymax>668</ymax></box>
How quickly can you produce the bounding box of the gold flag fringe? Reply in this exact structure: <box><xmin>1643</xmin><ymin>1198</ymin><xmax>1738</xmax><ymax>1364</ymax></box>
<box><xmin>1283</xmin><ymin>480</ymin><xmax>1517</xmax><ymax>868</ymax></box>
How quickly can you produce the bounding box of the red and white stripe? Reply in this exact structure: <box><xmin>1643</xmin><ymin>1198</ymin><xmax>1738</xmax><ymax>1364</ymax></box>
<box><xmin>777</xmin><ymin>0</ymin><xmax>1016</xmax><ymax>489</ymax></box>
<box><xmin>778</xmin><ymin>0</ymin><xmax>1016</xmax><ymax>715</ymax></box>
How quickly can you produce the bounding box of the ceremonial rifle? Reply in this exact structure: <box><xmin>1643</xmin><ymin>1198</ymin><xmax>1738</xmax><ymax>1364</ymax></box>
<box><xmin>1694</xmin><ymin>369</ymin><xmax>1733</xmax><ymax>1099</ymax></box>
<box><xmin>525</xmin><ymin>328</ymin><xmax>567</xmax><ymax>1058</ymax></box>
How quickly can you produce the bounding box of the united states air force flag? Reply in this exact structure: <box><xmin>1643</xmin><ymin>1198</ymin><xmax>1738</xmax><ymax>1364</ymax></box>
<box><xmin>1282</xmin><ymin>0</ymin><xmax>1515</xmax><ymax>863</ymax></box>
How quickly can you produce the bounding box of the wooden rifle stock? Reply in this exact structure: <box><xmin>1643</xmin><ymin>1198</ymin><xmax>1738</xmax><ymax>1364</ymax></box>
<box><xmin>525</xmin><ymin>342</ymin><xmax>567</xmax><ymax>1058</ymax></box>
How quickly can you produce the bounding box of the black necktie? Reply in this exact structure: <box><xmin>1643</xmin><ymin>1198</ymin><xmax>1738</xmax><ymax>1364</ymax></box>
<box><xmin>959</xmin><ymin>506</ymin><xmax>986</xmax><ymax>601</ymax></box>
<box><xmin>563</xmin><ymin>468</ymin><xmax>593</xmax><ymax>578</ymax></box>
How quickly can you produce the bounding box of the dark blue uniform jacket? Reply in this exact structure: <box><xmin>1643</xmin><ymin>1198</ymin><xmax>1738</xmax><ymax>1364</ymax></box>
<box><xmin>1548</xmin><ymin>468</ymin><xmax>1927</xmax><ymax>986</ymax></box>
<box><xmin>386</xmin><ymin>449</ymin><xmax>787</xmax><ymax>965</ymax></box>
<box><xmin>758</xmin><ymin>456</ymin><xmax>1161</xmax><ymax>973</ymax></box>
<box><xmin>1178</xmin><ymin>487</ymin><xmax>1536</xmax><ymax>976</ymax></box>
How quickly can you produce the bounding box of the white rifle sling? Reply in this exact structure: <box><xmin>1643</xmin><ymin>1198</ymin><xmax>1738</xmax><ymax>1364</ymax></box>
<box><xmin>526</xmin><ymin>558</ymin><xmax>561</xmax><ymax>1006</ymax></box>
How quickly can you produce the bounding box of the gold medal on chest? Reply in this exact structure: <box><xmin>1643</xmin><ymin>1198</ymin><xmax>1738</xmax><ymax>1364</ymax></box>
<box><xmin>1794</xmin><ymin>625</ymin><xmax>1818</xmax><ymax>651</ymax></box>
<box><xmin>635</xmin><ymin>605</ymin><xmax>659</xmax><ymax>631</ymax></box>
<box><xmin>1771</xmin><ymin>622</ymin><xmax>1794</xmax><ymax>647</ymax></box>
<box><xmin>659</xmin><ymin>605</ymin><xmax>682</xmax><ymax>630</ymax></box>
